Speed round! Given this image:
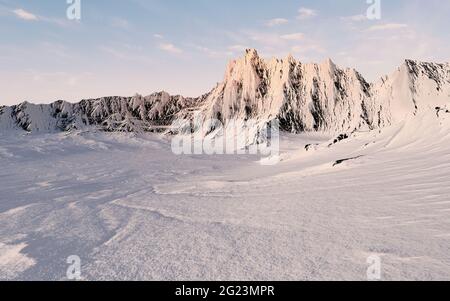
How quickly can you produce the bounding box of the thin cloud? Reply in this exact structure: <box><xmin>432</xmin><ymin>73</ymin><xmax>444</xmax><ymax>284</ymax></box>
<box><xmin>341</xmin><ymin>14</ymin><xmax>368</xmax><ymax>22</ymax></box>
<box><xmin>12</xmin><ymin>8</ymin><xmax>72</xmax><ymax>27</ymax></box>
<box><xmin>159</xmin><ymin>43</ymin><xmax>183</xmax><ymax>54</ymax></box>
<box><xmin>266</xmin><ymin>18</ymin><xmax>289</xmax><ymax>27</ymax></box>
<box><xmin>194</xmin><ymin>46</ymin><xmax>232</xmax><ymax>59</ymax></box>
<box><xmin>100</xmin><ymin>46</ymin><xmax>154</xmax><ymax>64</ymax></box>
<box><xmin>13</xmin><ymin>8</ymin><xmax>38</xmax><ymax>21</ymax></box>
<box><xmin>280</xmin><ymin>33</ymin><xmax>305</xmax><ymax>41</ymax></box>
<box><xmin>368</xmin><ymin>23</ymin><xmax>408</xmax><ymax>31</ymax></box>
<box><xmin>291</xmin><ymin>43</ymin><xmax>326</xmax><ymax>55</ymax></box>
<box><xmin>228</xmin><ymin>45</ymin><xmax>249</xmax><ymax>52</ymax></box>
<box><xmin>153</xmin><ymin>34</ymin><xmax>164</xmax><ymax>39</ymax></box>
<box><xmin>249</xmin><ymin>31</ymin><xmax>284</xmax><ymax>47</ymax></box>
<box><xmin>297</xmin><ymin>7</ymin><xmax>317</xmax><ymax>20</ymax></box>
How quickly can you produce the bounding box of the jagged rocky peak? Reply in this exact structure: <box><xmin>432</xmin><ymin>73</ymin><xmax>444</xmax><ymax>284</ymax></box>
<box><xmin>321</xmin><ymin>57</ymin><xmax>337</xmax><ymax>70</ymax></box>
<box><xmin>245</xmin><ymin>48</ymin><xmax>260</xmax><ymax>59</ymax></box>
<box><xmin>370</xmin><ymin>59</ymin><xmax>450</xmax><ymax>122</ymax></box>
<box><xmin>200</xmin><ymin>50</ymin><xmax>378</xmax><ymax>134</ymax></box>
<box><xmin>403</xmin><ymin>59</ymin><xmax>450</xmax><ymax>89</ymax></box>
<box><xmin>225</xmin><ymin>49</ymin><xmax>267</xmax><ymax>82</ymax></box>
<box><xmin>1</xmin><ymin>50</ymin><xmax>450</xmax><ymax>136</ymax></box>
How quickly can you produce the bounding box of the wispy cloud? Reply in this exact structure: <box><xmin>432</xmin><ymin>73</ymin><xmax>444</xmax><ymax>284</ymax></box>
<box><xmin>100</xmin><ymin>46</ymin><xmax>153</xmax><ymax>64</ymax></box>
<box><xmin>2</xmin><ymin>0</ymin><xmax>449</xmax><ymax>104</ymax></box>
<box><xmin>153</xmin><ymin>34</ymin><xmax>183</xmax><ymax>55</ymax></box>
<box><xmin>11</xmin><ymin>7</ymin><xmax>72</xmax><ymax>27</ymax></box>
<box><xmin>341</xmin><ymin>14</ymin><xmax>368</xmax><ymax>23</ymax></box>
<box><xmin>194</xmin><ymin>46</ymin><xmax>232</xmax><ymax>59</ymax></box>
<box><xmin>228</xmin><ymin>45</ymin><xmax>249</xmax><ymax>53</ymax></box>
<box><xmin>248</xmin><ymin>31</ymin><xmax>284</xmax><ymax>48</ymax></box>
<box><xmin>13</xmin><ymin>8</ymin><xmax>38</xmax><ymax>21</ymax></box>
<box><xmin>291</xmin><ymin>43</ymin><xmax>325</xmax><ymax>54</ymax></box>
<box><xmin>280</xmin><ymin>33</ymin><xmax>305</xmax><ymax>41</ymax></box>
<box><xmin>297</xmin><ymin>7</ymin><xmax>317</xmax><ymax>20</ymax></box>
<box><xmin>28</xmin><ymin>70</ymin><xmax>93</xmax><ymax>87</ymax></box>
<box><xmin>158</xmin><ymin>43</ymin><xmax>183</xmax><ymax>54</ymax></box>
<box><xmin>368</xmin><ymin>23</ymin><xmax>408</xmax><ymax>31</ymax></box>
<box><xmin>266</xmin><ymin>18</ymin><xmax>289</xmax><ymax>27</ymax></box>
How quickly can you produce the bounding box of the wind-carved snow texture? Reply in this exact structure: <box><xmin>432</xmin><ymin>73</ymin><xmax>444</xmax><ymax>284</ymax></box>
<box><xmin>1</xmin><ymin>49</ymin><xmax>449</xmax><ymax>139</ymax></box>
<box><xmin>1</xmin><ymin>50</ymin><xmax>450</xmax><ymax>280</ymax></box>
<box><xmin>1</xmin><ymin>109</ymin><xmax>450</xmax><ymax>280</ymax></box>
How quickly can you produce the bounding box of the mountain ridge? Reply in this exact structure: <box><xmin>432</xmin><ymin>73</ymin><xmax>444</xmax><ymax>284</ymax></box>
<box><xmin>1</xmin><ymin>49</ymin><xmax>449</xmax><ymax>135</ymax></box>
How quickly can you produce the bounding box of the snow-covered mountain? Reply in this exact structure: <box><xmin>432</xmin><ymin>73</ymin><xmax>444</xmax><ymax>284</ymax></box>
<box><xmin>0</xmin><ymin>92</ymin><xmax>205</xmax><ymax>133</ymax></box>
<box><xmin>1</xmin><ymin>49</ymin><xmax>449</xmax><ymax>135</ymax></box>
<box><xmin>371</xmin><ymin>60</ymin><xmax>450</xmax><ymax>124</ymax></box>
<box><xmin>198</xmin><ymin>49</ymin><xmax>374</xmax><ymax>134</ymax></box>
<box><xmin>197</xmin><ymin>49</ymin><xmax>450</xmax><ymax>135</ymax></box>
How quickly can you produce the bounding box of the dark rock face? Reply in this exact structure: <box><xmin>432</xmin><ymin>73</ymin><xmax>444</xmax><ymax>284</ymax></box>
<box><xmin>333</xmin><ymin>155</ymin><xmax>364</xmax><ymax>167</ymax></box>
<box><xmin>328</xmin><ymin>134</ymin><xmax>349</xmax><ymax>147</ymax></box>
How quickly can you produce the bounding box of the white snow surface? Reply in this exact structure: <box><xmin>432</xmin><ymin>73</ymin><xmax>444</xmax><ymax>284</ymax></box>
<box><xmin>1</xmin><ymin>108</ymin><xmax>450</xmax><ymax>280</ymax></box>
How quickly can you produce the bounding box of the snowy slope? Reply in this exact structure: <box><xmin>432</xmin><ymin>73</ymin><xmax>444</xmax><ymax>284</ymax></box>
<box><xmin>1</xmin><ymin>49</ymin><xmax>450</xmax><ymax>280</ymax></box>
<box><xmin>1</xmin><ymin>108</ymin><xmax>450</xmax><ymax>280</ymax></box>
<box><xmin>371</xmin><ymin>60</ymin><xmax>450</xmax><ymax>124</ymax></box>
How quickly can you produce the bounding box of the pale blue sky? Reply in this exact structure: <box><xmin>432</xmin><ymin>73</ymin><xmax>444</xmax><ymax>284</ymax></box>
<box><xmin>1</xmin><ymin>0</ymin><xmax>449</xmax><ymax>105</ymax></box>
